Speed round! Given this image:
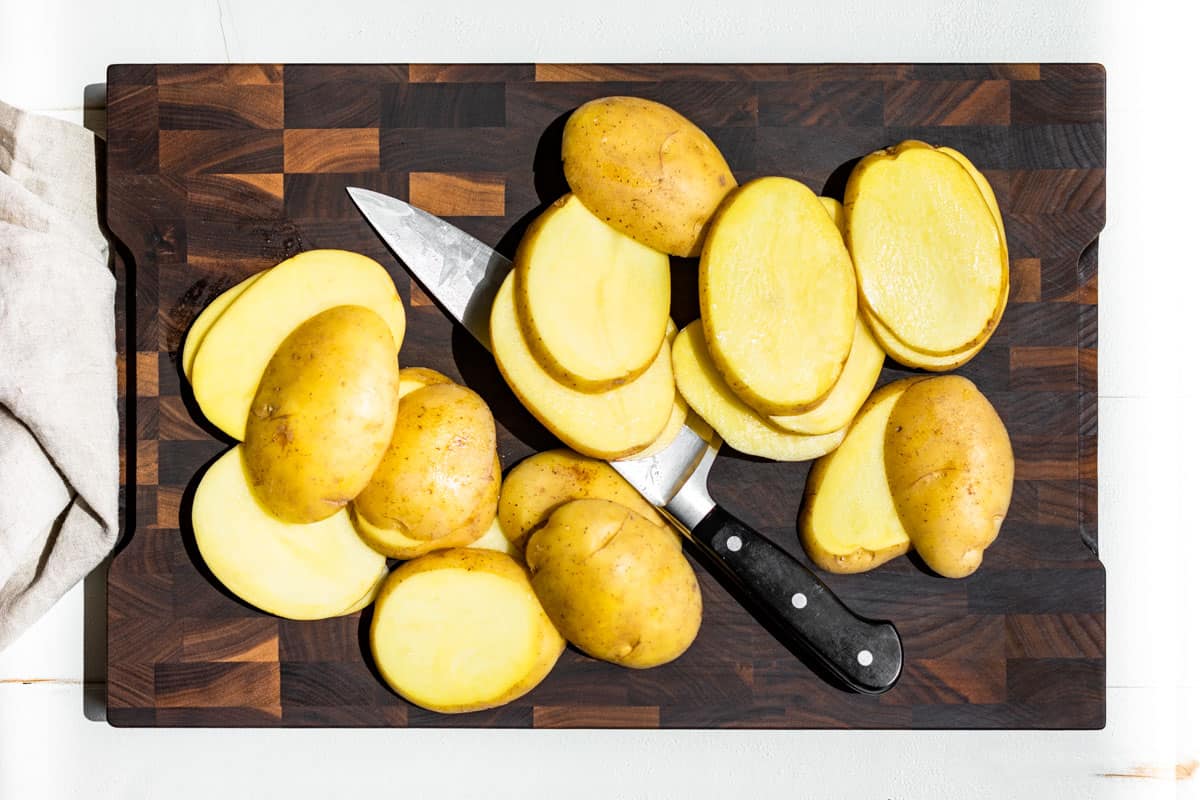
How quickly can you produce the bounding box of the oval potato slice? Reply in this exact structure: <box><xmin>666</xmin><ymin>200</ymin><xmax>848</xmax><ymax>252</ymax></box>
<box><xmin>490</xmin><ymin>271</ymin><xmax>676</xmax><ymax>459</ymax></box>
<box><xmin>192</xmin><ymin>446</ymin><xmax>386</xmax><ymax>620</ymax></box>
<box><xmin>515</xmin><ymin>194</ymin><xmax>670</xmax><ymax>390</ymax></box>
<box><xmin>181</xmin><ymin>271</ymin><xmax>265</xmax><ymax>381</ymax></box>
<box><xmin>700</xmin><ymin>176</ymin><xmax>857</xmax><ymax>415</ymax></box>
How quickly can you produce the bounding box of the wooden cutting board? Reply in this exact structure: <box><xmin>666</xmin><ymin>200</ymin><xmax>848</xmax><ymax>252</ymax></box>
<box><xmin>106</xmin><ymin>63</ymin><xmax>1104</xmax><ymax>728</ymax></box>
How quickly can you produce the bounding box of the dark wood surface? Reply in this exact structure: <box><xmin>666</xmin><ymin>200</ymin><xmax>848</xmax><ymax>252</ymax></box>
<box><xmin>106</xmin><ymin>63</ymin><xmax>1105</xmax><ymax>729</ymax></box>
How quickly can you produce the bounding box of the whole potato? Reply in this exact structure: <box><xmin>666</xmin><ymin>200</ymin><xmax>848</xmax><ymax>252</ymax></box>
<box><xmin>884</xmin><ymin>375</ymin><xmax>1014</xmax><ymax>578</ymax></box>
<box><xmin>562</xmin><ymin>96</ymin><xmax>736</xmax><ymax>257</ymax></box>
<box><xmin>355</xmin><ymin>383</ymin><xmax>500</xmax><ymax>542</ymax></box>
<box><xmin>526</xmin><ymin>498</ymin><xmax>702</xmax><ymax>669</ymax></box>
<box><xmin>244</xmin><ymin>305</ymin><xmax>400</xmax><ymax>524</ymax></box>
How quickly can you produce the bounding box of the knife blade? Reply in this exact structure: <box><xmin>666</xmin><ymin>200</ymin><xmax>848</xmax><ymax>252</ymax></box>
<box><xmin>349</xmin><ymin>186</ymin><xmax>902</xmax><ymax>694</ymax></box>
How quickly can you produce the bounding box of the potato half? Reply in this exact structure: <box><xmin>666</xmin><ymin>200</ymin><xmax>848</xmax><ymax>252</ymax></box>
<box><xmin>672</xmin><ymin>321</ymin><xmax>846</xmax><ymax>461</ymax></box>
<box><xmin>700</xmin><ymin>176</ymin><xmax>858</xmax><ymax>415</ymax></box>
<box><xmin>526</xmin><ymin>499</ymin><xmax>702</xmax><ymax>669</ymax></box>
<box><xmin>190</xmin><ymin>249</ymin><xmax>405</xmax><ymax>440</ymax></box>
<box><xmin>181</xmin><ymin>271</ymin><xmax>264</xmax><ymax>381</ymax></box>
<box><xmin>370</xmin><ymin>549</ymin><xmax>564</xmax><ymax>713</ymax></box>
<box><xmin>490</xmin><ymin>271</ymin><xmax>676</xmax><ymax>459</ymax></box>
<box><xmin>192</xmin><ymin>446</ymin><xmax>386</xmax><ymax>620</ymax></box>
<box><xmin>884</xmin><ymin>376</ymin><xmax>1014</xmax><ymax>578</ymax></box>
<box><xmin>799</xmin><ymin>378</ymin><xmax>928</xmax><ymax>574</ymax></box>
<box><xmin>498</xmin><ymin>448</ymin><xmax>667</xmax><ymax>553</ymax></box>
<box><xmin>243</xmin><ymin>306</ymin><xmax>400</xmax><ymax>524</ymax></box>
<box><xmin>846</xmin><ymin>141</ymin><xmax>1005</xmax><ymax>357</ymax></box>
<box><xmin>515</xmin><ymin>194</ymin><xmax>670</xmax><ymax>390</ymax></box>
<box><xmin>562</xmin><ymin>96</ymin><xmax>735</xmax><ymax>257</ymax></box>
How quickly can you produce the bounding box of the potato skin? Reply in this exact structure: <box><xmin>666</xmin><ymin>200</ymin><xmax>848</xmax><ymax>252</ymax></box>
<box><xmin>526</xmin><ymin>498</ymin><xmax>702</xmax><ymax>669</ymax></box>
<box><xmin>883</xmin><ymin>376</ymin><xmax>1014</xmax><ymax>578</ymax></box>
<box><xmin>355</xmin><ymin>383</ymin><xmax>501</xmax><ymax>541</ymax></box>
<box><xmin>562</xmin><ymin>96</ymin><xmax>735</xmax><ymax>257</ymax></box>
<box><xmin>244</xmin><ymin>305</ymin><xmax>400</xmax><ymax>524</ymax></box>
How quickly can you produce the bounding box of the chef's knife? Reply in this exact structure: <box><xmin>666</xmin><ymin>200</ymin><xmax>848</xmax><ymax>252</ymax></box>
<box><xmin>348</xmin><ymin>187</ymin><xmax>902</xmax><ymax>694</ymax></box>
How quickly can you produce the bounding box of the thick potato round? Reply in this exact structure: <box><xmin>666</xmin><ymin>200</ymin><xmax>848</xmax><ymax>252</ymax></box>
<box><xmin>515</xmin><ymin>194</ymin><xmax>671</xmax><ymax>390</ymax></box>
<box><xmin>244</xmin><ymin>305</ymin><xmax>400</xmax><ymax>524</ymax></box>
<box><xmin>355</xmin><ymin>383</ymin><xmax>500</xmax><ymax>542</ymax></box>
<box><xmin>562</xmin><ymin>96</ymin><xmax>736</xmax><ymax>257</ymax></box>
<box><xmin>370</xmin><ymin>549</ymin><xmax>564</xmax><ymax>713</ymax></box>
<box><xmin>884</xmin><ymin>376</ymin><xmax>1014</xmax><ymax>578</ymax></box>
<box><xmin>498</xmin><ymin>448</ymin><xmax>667</xmax><ymax>552</ymax></box>
<box><xmin>181</xmin><ymin>271</ymin><xmax>264</xmax><ymax>381</ymax></box>
<box><xmin>526</xmin><ymin>498</ymin><xmax>702</xmax><ymax>668</ymax></box>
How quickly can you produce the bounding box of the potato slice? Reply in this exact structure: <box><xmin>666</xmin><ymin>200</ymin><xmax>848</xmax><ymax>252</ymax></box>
<box><xmin>370</xmin><ymin>549</ymin><xmax>562</xmax><ymax>713</ymax></box>
<box><xmin>672</xmin><ymin>321</ymin><xmax>846</xmax><ymax>461</ymax></box>
<box><xmin>498</xmin><ymin>448</ymin><xmax>667</xmax><ymax>553</ymax></box>
<box><xmin>515</xmin><ymin>194</ymin><xmax>670</xmax><ymax>390</ymax></box>
<box><xmin>192</xmin><ymin>446</ymin><xmax>386</xmax><ymax>620</ymax></box>
<box><xmin>244</xmin><ymin>306</ymin><xmax>400</xmax><ymax>524</ymax></box>
<box><xmin>490</xmin><ymin>271</ymin><xmax>676</xmax><ymax>459</ymax></box>
<box><xmin>700</xmin><ymin>176</ymin><xmax>857</xmax><ymax>415</ymax></box>
<box><xmin>191</xmin><ymin>249</ymin><xmax>405</xmax><ymax>440</ymax></box>
<box><xmin>819</xmin><ymin>196</ymin><xmax>846</xmax><ymax>233</ymax></box>
<box><xmin>617</xmin><ymin>319</ymin><xmax>686</xmax><ymax>460</ymax></box>
<box><xmin>768</xmin><ymin>313</ymin><xmax>885</xmax><ymax>435</ymax></box>
<box><xmin>396</xmin><ymin>366</ymin><xmax>453</xmax><ymax>398</ymax></box>
<box><xmin>846</xmin><ymin>141</ymin><xmax>1005</xmax><ymax>356</ymax></box>
<box><xmin>181</xmin><ymin>271</ymin><xmax>264</xmax><ymax>381</ymax></box>
<box><xmin>467</xmin><ymin>517</ymin><xmax>522</xmax><ymax>559</ymax></box>
<box><xmin>351</xmin><ymin>493</ymin><xmax>493</xmax><ymax>560</ymax></box>
<box><xmin>342</xmin><ymin>566</ymin><xmax>389</xmax><ymax>614</ymax></box>
<box><xmin>799</xmin><ymin>378</ymin><xmax>928</xmax><ymax>574</ymax></box>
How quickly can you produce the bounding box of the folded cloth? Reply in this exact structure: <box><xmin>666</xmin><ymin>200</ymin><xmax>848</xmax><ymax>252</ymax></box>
<box><xmin>0</xmin><ymin>98</ymin><xmax>117</xmax><ymax>651</ymax></box>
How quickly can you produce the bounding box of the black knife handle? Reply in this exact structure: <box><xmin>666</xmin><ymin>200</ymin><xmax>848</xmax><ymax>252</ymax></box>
<box><xmin>689</xmin><ymin>505</ymin><xmax>902</xmax><ymax>694</ymax></box>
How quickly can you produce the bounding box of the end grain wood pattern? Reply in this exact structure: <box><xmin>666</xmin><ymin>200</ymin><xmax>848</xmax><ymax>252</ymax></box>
<box><xmin>107</xmin><ymin>63</ymin><xmax>1105</xmax><ymax>729</ymax></box>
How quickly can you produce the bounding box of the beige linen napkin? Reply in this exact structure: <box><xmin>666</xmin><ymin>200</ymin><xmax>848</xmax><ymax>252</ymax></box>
<box><xmin>0</xmin><ymin>99</ymin><xmax>117</xmax><ymax>651</ymax></box>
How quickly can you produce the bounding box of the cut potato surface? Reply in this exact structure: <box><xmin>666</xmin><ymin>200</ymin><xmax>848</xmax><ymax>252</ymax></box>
<box><xmin>491</xmin><ymin>271</ymin><xmax>676</xmax><ymax>459</ymax></box>
<box><xmin>191</xmin><ymin>249</ymin><xmax>406</xmax><ymax>440</ymax></box>
<box><xmin>769</xmin><ymin>313</ymin><xmax>885</xmax><ymax>435</ymax></box>
<box><xmin>351</xmin><ymin>500</ymin><xmax>491</xmax><ymax>560</ymax></box>
<box><xmin>515</xmin><ymin>194</ymin><xmax>670</xmax><ymax>390</ymax></box>
<box><xmin>342</xmin><ymin>566</ymin><xmax>389</xmax><ymax>615</ymax></box>
<box><xmin>819</xmin><ymin>196</ymin><xmax>846</xmax><ymax>233</ymax></box>
<box><xmin>800</xmin><ymin>378</ymin><xmax>926</xmax><ymax>574</ymax></box>
<box><xmin>617</xmin><ymin>319</ymin><xmax>685</xmax><ymax>460</ymax></box>
<box><xmin>192</xmin><ymin>446</ymin><xmax>386</xmax><ymax>620</ymax></box>
<box><xmin>370</xmin><ymin>549</ymin><xmax>560</xmax><ymax>713</ymax></box>
<box><xmin>863</xmin><ymin>303</ymin><xmax>990</xmax><ymax>371</ymax></box>
<box><xmin>467</xmin><ymin>517</ymin><xmax>521</xmax><ymax>559</ymax></box>
<box><xmin>672</xmin><ymin>322</ymin><xmax>846</xmax><ymax>461</ymax></box>
<box><xmin>396</xmin><ymin>366</ymin><xmax>453</xmax><ymax>399</ymax></box>
<box><xmin>846</xmin><ymin>142</ymin><xmax>1004</xmax><ymax>356</ymax></box>
<box><xmin>700</xmin><ymin>176</ymin><xmax>857</xmax><ymax>415</ymax></box>
<box><xmin>181</xmin><ymin>271</ymin><xmax>264</xmax><ymax>381</ymax></box>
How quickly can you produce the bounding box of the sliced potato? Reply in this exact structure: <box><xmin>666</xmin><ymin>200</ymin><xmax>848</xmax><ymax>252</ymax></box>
<box><xmin>342</xmin><ymin>566</ymin><xmax>389</xmax><ymax>614</ymax></box>
<box><xmin>497</xmin><ymin>448</ymin><xmax>667</xmax><ymax>553</ymax></box>
<box><xmin>799</xmin><ymin>378</ymin><xmax>927</xmax><ymax>574</ymax></box>
<box><xmin>370</xmin><ymin>549</ymin><xmax>563</xmax><ymax>713</ymax></box>
<box><xmin>515</xmin><ymin>194</ymin><xmax>670</xmax><ymax>390</ymax></box>
<box><xmin>700</xmin><ymin>176</ymin><xmax>857</xmax><ymax>415</ymax></box>
<box><xmin>192</xmin><ymin>446</ymin><xmax>386</xmax><ymax>620</ymax></box>
<box><xmin>617</xmin><ymin>319</ymin><xmax>686</xmax><ymax>460</ymax></box>
<box><xmin>181</xmin><ymin>271</ymin><xmax>264</xmax><ymax>381</ymax></box>
<box><xmin>396</xmin><ymin>366</ymin><xmax>453</xmax><ymax>398</ymax></box>
<box><xmin>467</xmin><ymin>517</ymin><xmax>522</xmax><ymax>559</ymax></box>
<box><xmin>191</xmin><ymin>249</ymin><xmax>405</xmax><ymax>440</ymax></box>
<box><xmin>846</xmin><ymin>141</ymin><xmax>1005</xmax><ymax>356</ymax></box>
<box><xmin>819</xmin><ymin>196</ymin><xmax>846</xmax><ymax>233</ymax></box>
<box><xmin>862</xmin><ymin>303</ymin><xmax>991</xmax><ymax>371</ymax></box>
<box><xmin>490</xmin><ymin>271</ymin><xmax>676</xmax><ymax>459</ymax></box>
<box><xmin>672</xmin><ymin>321</ymin><xmax>846</xmax><ymax>461</ymax></box>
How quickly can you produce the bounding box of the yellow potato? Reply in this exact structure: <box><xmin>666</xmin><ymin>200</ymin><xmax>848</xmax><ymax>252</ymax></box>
<box><xmin>181</xmin><ymin>271</ymin><xmax>264</xmax><ymax>381</ymax></box>
<box><xmin>700</xmin><ymin>176</ymin><xmax>858</xmax><ymax>415</ymax></box>
<box><xmin>562</xmin><ymin>95</ymin><xmax>735</xmax><ymax>257</ymax></box>
<box><xmin>244</xmin><ymin>306</ymin><xmax>400</xmax><ymax>524</ymax></box>
<box><xmin>845</xmin><ymin>141</ymin><xmax>1005</xmax><ymax>357</ymax></box>
<box><xmin>490</xmin><ymin>271</ymin><xmax>676</xmax><ymax>459</ymax></box>
<box><xmin>350</xmin><ymin>468</ymin><xmax>495</xmax><ymax>559</ymax></box>
<box><xmin>515</xmin><ymin>194</ymin><xmax>671</xmax><ymax>390</ymax></box>
<box><xmin>192</xmin><ymin>446</ymin><xmax>387</xmax><ymax>620</ymax></box>
<box><xmin>342</xmin><ymin>566</ymin><xmax>389</xmax><ymax>615</ymax></box>
<box><xmin>466</xmin><ymin>517</ymin><xmax>522</xmax><ymax>559</ymax></box>
<box><xmin>672</xmin><ymin>321</ymin><xmax>846</xmax><ymax>461</ymax></box>
<box><xmin>355</xmin><ymin>383</ymin><xmax>500</xmax><ymax>542</ymax></box>
<box><xmin>497</xmin><ymin>448</ymin><xmax>667</xmax><ymax>553</ymax></box>
<box><xmin>884</xmin><ymin>376</ymin><xmax>1014</xmax><ymax>578</ymax></box>
<box><xmin>370</xmin><ymin>549</ymin><xmax>563</xmax><ymax>713</ymax></box>
<box><xmin>526</xmin><ymin>499</ymin><xmax>701</xmax><ymax>668</ymax></box>
<box><xmin>396</xmin><ymin>366</ymin><xmax>453</xmax><ymax>398</ymax></box>
<box><xmin>799</xmin><ymin>378</ymin><xmax>928</xmax><ymax>574</ymax></box>
<box><xmin>617</xmin><ymin>319</ymin><xmax>686</xmax><ymax>460</ymax></box>
<box><xmin>819</xmin><ymin>196</ymin><xmax>846</xmax><ymax>233</ymax></box>
<box><xmin>191</xmin><ymin>249</ymin><xmax>405</xmax><ymax>440</ymax></box>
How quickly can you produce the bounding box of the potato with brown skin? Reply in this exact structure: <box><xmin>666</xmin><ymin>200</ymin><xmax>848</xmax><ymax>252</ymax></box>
<box><xmin>354</xmin><ymin>383</ymin><xmax>500</xmax><ymax>543</ymax></box>
<box><xmin>243</xmin><ymin>305</ymin><xmax>400</xmax><ymax>524</ymax></box>
<box><xmin>526</xmin><ymin>499</ymin><xmax>702</xmax><ymax>669</ymax></box>
<box><xmin>884</xmin><ymin>375</ymin><xmax>1014</xmax><ymax>578</ymax></box>
<box><xmin>562</xmin><ymin>96</ymin><xmax>736</xmax><ymax>257</ymax></box>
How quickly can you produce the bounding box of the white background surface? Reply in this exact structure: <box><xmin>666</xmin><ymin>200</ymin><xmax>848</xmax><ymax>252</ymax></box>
<box><xmin>1</xmin><ymin>0</ymin><xmax>1197</xmax><ymax>797</ymax></box>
